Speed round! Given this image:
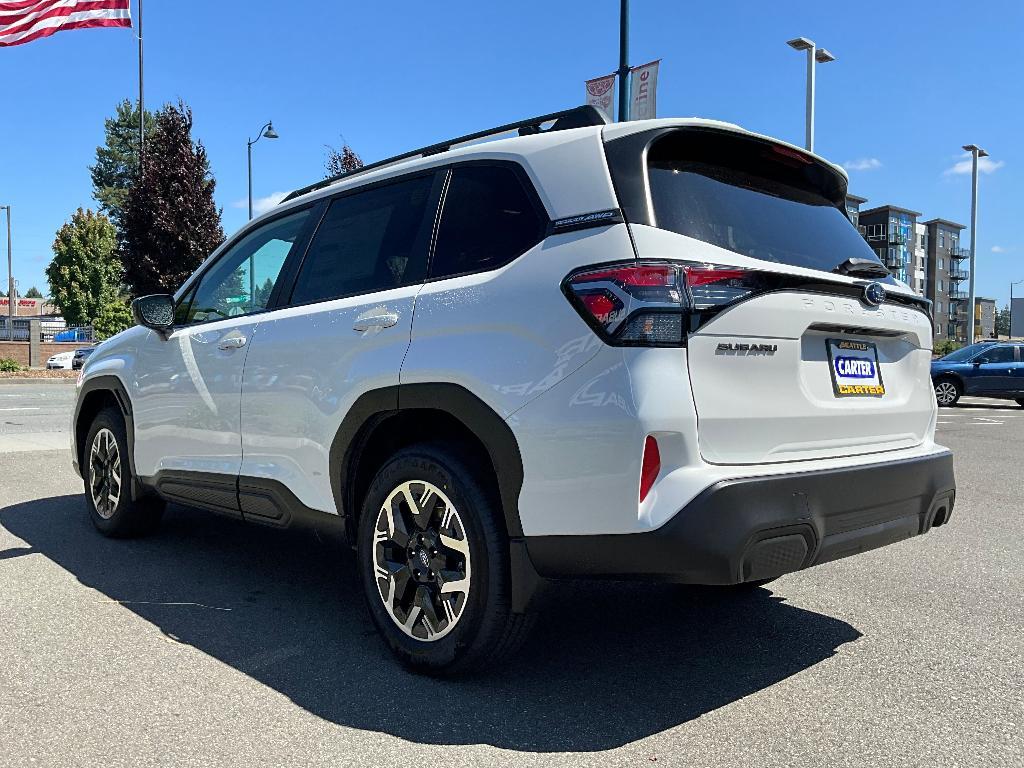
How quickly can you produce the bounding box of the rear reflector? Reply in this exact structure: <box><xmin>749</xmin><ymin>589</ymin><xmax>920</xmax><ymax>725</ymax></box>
<box><xmin>640</xmin><ymin>435</ymin><xmax>661</xmax><ymax>502</ymax></box>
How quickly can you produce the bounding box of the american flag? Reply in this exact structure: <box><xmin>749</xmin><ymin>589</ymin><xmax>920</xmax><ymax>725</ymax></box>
<box><xmin>0</xmin><ymin>0</ymin><xmax>131</xmax><ymax>47</ymax></box>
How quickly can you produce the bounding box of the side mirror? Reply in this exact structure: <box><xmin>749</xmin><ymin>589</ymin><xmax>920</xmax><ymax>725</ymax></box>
<box><xmin>973</xmin><ymin>358</ymin><xmax>987</xmax><ymax>366</ymax></box>
<box><xmin>131</xmin><ymin>294</ymin><xmax>175</xmax><ymax>335</ymax></box>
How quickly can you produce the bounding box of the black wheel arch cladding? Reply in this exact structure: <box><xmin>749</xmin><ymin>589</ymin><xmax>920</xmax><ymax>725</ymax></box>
<box><xmin>330</xmin><ymin>383</ymin><xmax>526</xmax><ymax>541</ymax></box>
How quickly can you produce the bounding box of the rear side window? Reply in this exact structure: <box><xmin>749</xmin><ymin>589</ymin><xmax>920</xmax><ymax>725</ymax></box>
<box><xmin>646</xmin><ymin>130</ymin><xmax>886</xmax><ymax>276</ymax></box>
<box><xmin>289</xmin><ymin>174</ymin><xmax>434</xmax><ymax>305</ymax></box>
<box><xmin>979</xmin><ymin>346</ymin><xmax>1014</xmax><ymax>363</ymax></box>
<box><xmin>430</xmin><ymin>164</ymin><xmax>546</xmax><ymax>279</ymax></box>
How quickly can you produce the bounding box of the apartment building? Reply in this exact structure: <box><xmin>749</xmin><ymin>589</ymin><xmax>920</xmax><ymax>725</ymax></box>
<box><xmin>858</xmin><ymin>204</ymin><xmax>920</xmax><ymax>285</ymax></box>
<box><xmin>975</xmin><ymin>297</ymin><xmax>996</xmax><ymax>340</ymax></box>
<box><xmin>922</xmin><ymin>218</ymin><xmax>968</xmax><ymax>341</ymax></box>
<box><xmin>848</xmin><ymin>192</ymin><xmax>973</xmax><ymax>343</ymax></box>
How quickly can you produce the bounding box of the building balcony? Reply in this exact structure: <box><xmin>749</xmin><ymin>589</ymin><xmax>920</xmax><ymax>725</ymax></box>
<box><xmin>888</xmin><ymin>232</ymin><xmax>909</xmax><ymax>245</ymax></box>
<box><xmin>948</xmin><ymin>269</ymin><xmax>969</xmax><ymax>281</ymax></box>
<box><xmin>884</xmin><ymin>254</ymin><xmax>904</xmax><ymax>268</ymax></box>
<box><xmin>949</xmin><ymin>247</ymin><xmax>971</xmax><ymax>261</ymax></box>
<box><xmin>949</xmin><ymin>291</ymin><xmax>968</xmax><ymax>301</ymax></box>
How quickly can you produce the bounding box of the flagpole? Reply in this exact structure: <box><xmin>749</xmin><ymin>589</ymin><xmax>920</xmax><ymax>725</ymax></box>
<box><xmin>138</xmin><ymin>0</ymin><xmax>144</xmax><ymax>165</ymax></box>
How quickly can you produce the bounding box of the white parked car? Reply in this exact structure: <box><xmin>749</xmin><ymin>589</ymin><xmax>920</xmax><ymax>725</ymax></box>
<box><xmin>71</xmin><ymin>106</ymin><xmax>956</xmax><ymax>674</ymax></box>
<box><xmin>46</xmin><ymin>350</ymin><xmax>75</xmax><ymax>369</ymax></box>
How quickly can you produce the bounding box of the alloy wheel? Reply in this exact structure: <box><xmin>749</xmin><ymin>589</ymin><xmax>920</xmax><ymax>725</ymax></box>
<box><xmin>935</xmin><ymin>381</ymin><xmax>958</xmax><ymax>406</ymax></box>
<box><xmin>372</xmin><ymin>480</ymin><xmax>472</xmax><ymax>642</ymax></box>
<box><xmin>89</xmin><ymin>428</ymin><xmax>122</xmax><ymax>519</ymax></box>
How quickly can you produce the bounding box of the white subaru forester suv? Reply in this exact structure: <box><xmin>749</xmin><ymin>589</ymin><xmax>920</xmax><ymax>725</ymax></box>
<box><xmin>73</xmin><ymin>106</ymin><xmax>955</xmax><ymax>674</ymax></box>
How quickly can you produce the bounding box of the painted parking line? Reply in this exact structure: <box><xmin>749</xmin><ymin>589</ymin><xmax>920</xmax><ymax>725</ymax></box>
<box><xmin>0</xmin><ymin>432</ymin><xmax>70</xmax><ymax>453</ymax></box>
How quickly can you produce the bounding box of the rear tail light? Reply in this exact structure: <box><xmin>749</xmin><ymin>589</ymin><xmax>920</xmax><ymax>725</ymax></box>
<box><xmin>563</xmin><ymin>260</ymin><xmax>763</xmax><ymax>346</ymax></box>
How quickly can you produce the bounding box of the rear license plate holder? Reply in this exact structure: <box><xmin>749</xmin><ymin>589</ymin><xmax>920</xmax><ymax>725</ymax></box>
<box><xmin>827</xmin><ymin>338</ymin><xmax>885</xmax><ymax>398</ymax></box>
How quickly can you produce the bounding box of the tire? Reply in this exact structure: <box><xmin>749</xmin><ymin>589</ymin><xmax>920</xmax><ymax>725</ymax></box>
<box><xmin>83</xmin><ymin>406</ymin><xmax>164</xmax><ymax>537</ymax></box>
<box><xmin>356</xmin><ymin>443</ymin><xmax>533</xmax><ymax>675</ymax></box>
<box><xmin>934</xmin><ymin>378</ymin><xmax>962</xmax><ymax>407</ymax></box>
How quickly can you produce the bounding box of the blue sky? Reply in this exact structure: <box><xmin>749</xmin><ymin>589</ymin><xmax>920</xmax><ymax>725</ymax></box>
<box><xmin>2</xmin><ymin>0</ymin><xmax>1021</xmax><ymax>304</ymax></box>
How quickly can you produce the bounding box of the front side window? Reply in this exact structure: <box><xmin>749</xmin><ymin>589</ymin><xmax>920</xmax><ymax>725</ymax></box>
<box><xmin>430</xmin><ymin>164</ymin><xmax>546</xmax><ymax>279</ymax></box>
<box><xmin>646</xmin><ymin>130</ymin><xmax>888</xmax><ymax>277</ymax></box>
<box><xmin>289</xmin><ymin>174</ymin><xmax>434</xmax><ymax>305</ymax></box>
<box><xmin>181</xmin><ymin>209</ymin><xmax>312</xmax><ymax>325</ymax></box>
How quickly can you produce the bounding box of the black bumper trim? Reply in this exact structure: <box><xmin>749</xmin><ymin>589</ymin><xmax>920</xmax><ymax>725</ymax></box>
<box><xmin>524</xmin><ymin>451</ymin><xmax>955</xmax><ymax>585</ymax></box>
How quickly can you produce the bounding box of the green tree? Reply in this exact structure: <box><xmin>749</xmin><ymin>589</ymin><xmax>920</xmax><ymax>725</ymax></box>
<box><xmin>24</xmin><ymin>286</ymin><xmax>43</xmax><ymax>298</ymax></box>
<box><xmin>324</xmin><ymin>142</ymin><xmax>363</xmax><ymax>179</ymax></box>
<box><xmin>46</xmin><ymin>208</ymin><xmax>123</xmax><ymax>326</ymax></box>
<box><xmin>90</xmin><ymin>100</ymin><xmax>157</xmax><ymax>228</ymax></box>
<box><xmin>120</xmin><ymin>101</ymin><xmax>225</xmax><ymax>296</ymax></box>
<box><xmin>92</xmin><ymin>297</ymin><xmax>134</xmax><ymax>340</ymax></box>
<box><xmin>995</xmin><ymin>304</ymin><xmax>1010</xmax><ymax>337</ymax></box>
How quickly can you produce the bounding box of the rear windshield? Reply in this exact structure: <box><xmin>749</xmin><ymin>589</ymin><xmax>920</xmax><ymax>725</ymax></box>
<box><xmin>646</xmin><ymin>130</ymin><xmax>889</xmax><ymax>277</ymax></box>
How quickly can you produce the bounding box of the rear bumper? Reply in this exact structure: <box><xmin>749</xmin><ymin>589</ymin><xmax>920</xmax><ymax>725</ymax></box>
<box><xmin>523</xmin><ymin>451</ymin><xmax>955</xmax><ymax>585</ymax></box>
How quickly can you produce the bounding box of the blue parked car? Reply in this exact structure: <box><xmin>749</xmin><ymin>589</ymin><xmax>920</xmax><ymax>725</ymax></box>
<box><xmin>931</xmin><ymin>341</ymin><xmax>1024</xmax><ymax>407</ymax></box>
<box><xmin>53</xmin><ymin>327</ymin><xmax>92</xmax><ymax>343</ymax></box>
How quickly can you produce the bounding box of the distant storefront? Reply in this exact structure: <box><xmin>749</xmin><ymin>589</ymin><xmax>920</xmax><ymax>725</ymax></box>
<box><xmin>0</xmin><ymin>297</ymin><xmax>59</xmax><ymax>317</ymax></box>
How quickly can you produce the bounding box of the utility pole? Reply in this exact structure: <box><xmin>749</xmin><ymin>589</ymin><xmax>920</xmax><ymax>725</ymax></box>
<box><xmin>963</xmin><ymin>144</ymin><xmax>988</xmax><ymax>345</ymax></box>
<box><xmin>2</xmin><ymin>206</ymin><xmax>12</xmax><ymax>341</ymax></box>
<box><xmin>617</xmin><ymin>0</ymin><xmax>629</xmax><ymax>122</ymax></box>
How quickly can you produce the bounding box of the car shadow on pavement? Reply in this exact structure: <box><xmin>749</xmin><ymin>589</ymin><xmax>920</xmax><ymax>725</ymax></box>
<box><xmin>1</xmin><ymin>495</ymin><xmax>861</xmax><ymax>753</ymax></box>
<box><xmin>948</xmin><ymin>402</ymin><xmax>1022</xmax><ymax>411</ymax></box>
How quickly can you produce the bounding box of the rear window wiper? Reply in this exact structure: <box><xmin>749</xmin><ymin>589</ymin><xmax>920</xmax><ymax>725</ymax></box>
<box><xmin>833</xmin><ymin>258</ymin><xmax>891</xmax><ymax>278</ymax></box>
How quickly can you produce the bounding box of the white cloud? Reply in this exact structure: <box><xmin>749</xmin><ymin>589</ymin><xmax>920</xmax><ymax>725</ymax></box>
<box><xmin>991</xmin><ymin>245</ymin><xmax>1012</xmax><ymax>254</ymax></box>
<box><xmin>231</xmin><ymin>191</ymin><xmax>288</xmax><ymax>217</ymax></box>
<box><xmin>842</xmin><ymin>158</ymin><xmax>882</xmax><ymax>171</ymax></box>
<box><xmin>943</xmin><ymin>153</ymin><xmax>1005</xmax><ymax>176</ymax></box>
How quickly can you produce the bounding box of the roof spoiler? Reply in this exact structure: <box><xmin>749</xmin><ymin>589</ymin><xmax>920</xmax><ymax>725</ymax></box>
<box><xmin>281</xmin><ymin>105</ymin><xmax>609</xmax><ymax>203</ymax></box>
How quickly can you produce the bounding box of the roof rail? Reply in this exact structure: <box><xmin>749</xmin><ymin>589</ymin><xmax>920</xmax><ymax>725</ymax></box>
<box><xmin>281</xmin><ymin>105</ymin><xmax>609</xmax><ymax>204</ymax></box>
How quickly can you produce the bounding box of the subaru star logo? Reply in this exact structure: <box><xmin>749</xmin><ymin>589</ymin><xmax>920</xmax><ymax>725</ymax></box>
<box><xmin>863</xmin><ymin>282</ymin><xmax>886</xmax><ymax>307</ymax></box>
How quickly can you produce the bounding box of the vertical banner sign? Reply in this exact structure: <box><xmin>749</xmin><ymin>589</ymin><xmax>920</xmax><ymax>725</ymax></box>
<box><xmin>585</xmin><ymin>74</ymin><xmax>617</xmax><ymax>121</ymax></box>
<box><xmin>629</xmin><ymin>60</ymin><xmax>661</xmax><ymax>120</ymax></box>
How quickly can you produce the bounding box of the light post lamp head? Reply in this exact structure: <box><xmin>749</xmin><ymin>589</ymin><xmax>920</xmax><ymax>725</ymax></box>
<box><xmin>786</xmin><ymin>37</ymin><xmax>814</xmax><ymax>51</ymax></box>
<box><xmin>815</xmin><ymin>48</ymin><xmax>836</xmax><ymax>63</ymax></box>
<box><xmin>263</xmin><ymin>123</ymin><xmax>279</xmax><ymax>140</ymax></box>
<box><xmin>962</xmin><ymin>144</ymin><xmax>989</xmax><ymax>157</ymax></box>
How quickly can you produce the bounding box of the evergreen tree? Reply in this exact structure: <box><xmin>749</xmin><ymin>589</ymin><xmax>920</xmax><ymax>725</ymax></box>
<box><xmin>120</xmin><ymin>101</ymin><xmax>225</xmax><ymax>296</ymax></box>
<box><xmin>995</xmin><ymin>304</ymin><xmax>1010</xmax><ymax>337</ymax></box>
<box><xmin>90</xmin><ymin>100</ymin><xmax>157</xmax><ymax>228</ymax></box>
<box><xmin>24</xmin><ymin>286</ymin><xmax>43</xmax><ymax>298</ymax></box>
<box><xmin>46</xmin><ymin>208</ymin><xmax>123</xmax><ymax>326</ymax></box>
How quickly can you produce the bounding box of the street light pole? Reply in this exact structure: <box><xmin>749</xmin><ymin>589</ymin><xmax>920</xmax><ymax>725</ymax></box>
<box><xmin>963</xmin><ymin>144</ymin><xmax>988</xmax><ymax>345</ymax></box>
<box><xmin>2</xmin><ymin>206</ymin><xmax>11</xmax><ymax>341</ymax></box>
<box><xmin>786</xmin><ymin>37</ymin><xmax>836</xmax><ymax>153</ymax></box>
<box><xmin>247</xmin><ymin>121</ymin><xmax>279</xmax><ymax>221</ymax></box>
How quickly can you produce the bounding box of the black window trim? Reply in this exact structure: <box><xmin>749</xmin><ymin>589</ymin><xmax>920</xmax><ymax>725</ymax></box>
<box><xmin>277</xmin><ymin>168</ymin><xmax>447</xmax><ymax>310</ymax></box>
<box><xmin>170</xmin><ymin>201</ymin><xmax>325</xmax><ymax>330</ymax></box>
<box><xmin>424</xmin><ymin>158</ymin><xmax>552</xmax><ymax>285</ymax></box>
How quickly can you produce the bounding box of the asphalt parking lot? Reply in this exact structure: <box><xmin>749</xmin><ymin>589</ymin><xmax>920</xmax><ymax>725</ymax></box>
<box><xmin>0</xmin><ymin>379</ymin><xmax>1020</xmax><ymax>767</ymax></box>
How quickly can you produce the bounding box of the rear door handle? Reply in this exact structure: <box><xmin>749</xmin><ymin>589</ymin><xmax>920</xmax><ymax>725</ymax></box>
<box><xmin>217</xmin><ymin>334</ymin><xmax>247</xmax><ymax>350</ymax></box>
<box><xmin>353</xmin><ymin>306</ymin><xmax>399</xmax><ymax>332</ymax></box>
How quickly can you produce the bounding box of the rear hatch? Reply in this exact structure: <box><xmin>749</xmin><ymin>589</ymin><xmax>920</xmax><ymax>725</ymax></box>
<box><xmin>622</xmin><ymin>126</ymin><xmax>934</xmax><ymax>464</ymax></box>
